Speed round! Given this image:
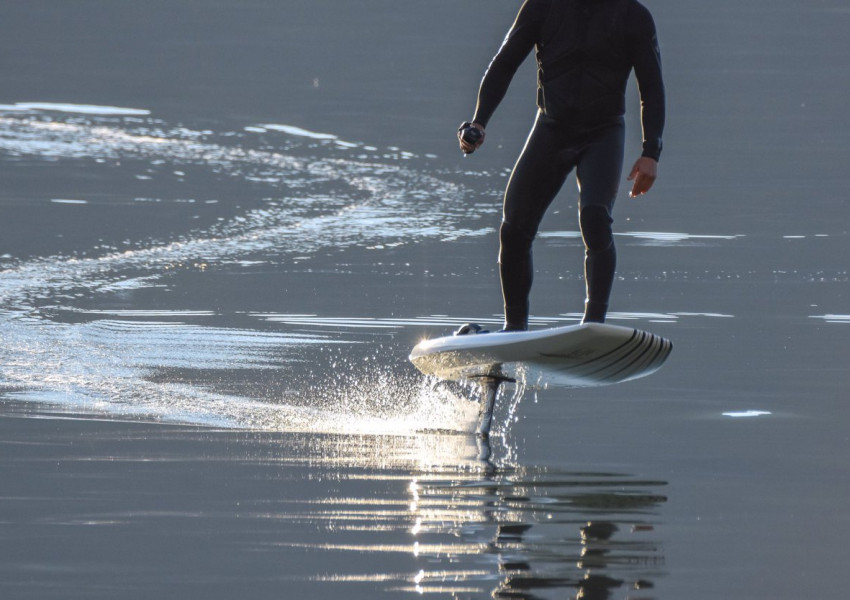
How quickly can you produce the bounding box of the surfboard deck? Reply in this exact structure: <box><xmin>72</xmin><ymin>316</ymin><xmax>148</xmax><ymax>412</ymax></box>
<box><xmin>410</xmin><ymin>322</ymin><xmax>672</xmax><ymax>390</ymax></box>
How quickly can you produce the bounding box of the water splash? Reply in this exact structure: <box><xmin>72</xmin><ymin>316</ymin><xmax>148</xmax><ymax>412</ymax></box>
<box><xmin>0</xmin><ymin>307</ymin><xmax>480</xmax><ymax>433</ymax></box>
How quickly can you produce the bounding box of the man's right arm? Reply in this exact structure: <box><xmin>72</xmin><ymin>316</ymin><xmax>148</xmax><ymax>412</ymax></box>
<box><xmin>470</xmin><ymin>0</ymin><xmax>547</xmax><ymax>128</ymax></box>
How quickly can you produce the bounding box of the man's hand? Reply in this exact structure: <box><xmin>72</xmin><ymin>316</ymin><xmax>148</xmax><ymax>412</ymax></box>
<box><xmin>627</xmin><ymin>156</ymin><xmax>658</xmax><ymax>197</ymax></box>
<box><xmin>458</xmin><ymin>122</ymin><xmax>486</xmax><ymax>155</ymax></box>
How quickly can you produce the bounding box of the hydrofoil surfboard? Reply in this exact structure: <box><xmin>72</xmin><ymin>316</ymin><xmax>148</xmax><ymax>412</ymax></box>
<box><xmin>410</xmin><ymin>322</ymin><xmax>672</xmax><ymax>435</ymax></box>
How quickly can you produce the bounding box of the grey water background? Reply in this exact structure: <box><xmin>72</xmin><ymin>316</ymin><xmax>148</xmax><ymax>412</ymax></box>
<box><xmin>1</xmin><ymin>1</ymin><xmax>849</xmax><ymax>598</ymax></box>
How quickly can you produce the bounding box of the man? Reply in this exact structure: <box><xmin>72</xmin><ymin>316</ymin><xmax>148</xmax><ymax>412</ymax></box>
<box><xmin>458</xmin><ymin>0</ymin><xmax>665</xmax><ymax>329</ymax></box>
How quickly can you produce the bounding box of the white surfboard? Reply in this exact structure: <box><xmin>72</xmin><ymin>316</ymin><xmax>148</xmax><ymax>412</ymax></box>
<box><xmin>410</xmin><ymin>322</ymin><xmax>672</xmax><ymax>390</ymax></box>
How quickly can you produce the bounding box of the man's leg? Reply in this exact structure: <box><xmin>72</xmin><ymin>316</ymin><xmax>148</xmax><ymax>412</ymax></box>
<box><xmin>500</xmin><ymin>115</ymin><xmax>570</xmax><ymax>330</ymax></box>
<box><xmin>576</xmin><ymin>124</ymin><xmax>625</xmax><ymax>323</ymax></box>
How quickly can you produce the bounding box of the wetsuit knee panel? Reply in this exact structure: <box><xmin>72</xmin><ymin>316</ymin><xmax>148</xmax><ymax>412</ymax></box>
<box><xmin>499</xmin><ymin>220</ymin><xmax>535</xmax><ymax>264</ymax></box>
<box><xmin>499</xmin><ymin>219</ymin><xmax>536</xmax><ymax>255</ymax></box>
<box><xmin>579</xmin><ymin>205</ymin><xmax>614</xmax><ymax>252</ymax></box>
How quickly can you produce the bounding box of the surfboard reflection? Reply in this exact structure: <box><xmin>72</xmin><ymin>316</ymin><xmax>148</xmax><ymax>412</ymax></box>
<box><xmin>279</xmin><ymin>432</ymin><xmax>668</xmax><ymax>598</ymax></box>
<box><xmin>406</xmin><ymin>466</ymin><xmax>667</xmax><ymax>599</ymax></box>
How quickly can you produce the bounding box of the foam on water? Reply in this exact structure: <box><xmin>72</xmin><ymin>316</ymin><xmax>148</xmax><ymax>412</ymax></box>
<box><xmin>0</xmin><ymin>110</ymin><xmax>482</xmax><ymax>276</ymax></box>
<box><xmin>0</xmin><ymin>108</ymin><xmax>489</xmax><ymax>432</ymax></box>
<box><xmin>0</xmin><ymin>102</ymin><xmax>151</xmax><ymax>116</ymax></box>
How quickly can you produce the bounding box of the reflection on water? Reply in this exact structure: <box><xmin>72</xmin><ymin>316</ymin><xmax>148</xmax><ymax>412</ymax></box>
<box><xmin>408</xmin><ymin>472</ymin><xmax>666</xmax><ymax>599</ymax></box>
<box><xmin>723</xmin><ymin>410</ymin><xmax>771</xmax><ymax>418</ymax></box>
<box><xmin>0</xmin><ymin>415</ymin><xmax>668</xmax><ymax>599</ymax></box>
<box><xmin>539</xmin><ymin>230</ymin><xmax>744</xmax><ymax>246</ymax></box>
<box><xmin>258</xmin><ymin>432</ymin><xmax>668</xmax><ymax>599</ymax></box>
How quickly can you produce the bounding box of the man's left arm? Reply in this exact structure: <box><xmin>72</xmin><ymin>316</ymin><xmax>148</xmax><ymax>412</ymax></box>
<box><xmin>627</xmin><ymin>4</ymin><xmax>665</xmax><ymax>196</ymax></box>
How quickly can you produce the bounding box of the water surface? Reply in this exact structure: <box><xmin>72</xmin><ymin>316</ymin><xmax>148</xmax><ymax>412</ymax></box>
<box><xmin>2</xmin><ymin>1</ymin><xmax>850</xmax><ymax>599</ymax></box>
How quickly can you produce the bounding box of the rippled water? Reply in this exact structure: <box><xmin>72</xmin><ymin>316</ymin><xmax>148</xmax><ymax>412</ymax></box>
<box><xmin>1</xmin><ymin>416</ymin><xmax>667</xmax><ymax>599</ymax></box>
<box><xmin>0</xmin><ymin>104</ymin><xmax>719</xmax><ymax>599</ymax></box>
<box><xmin>3</xmin><ymin>1</ymin><xmax>850</xmax><ymax>598</ymax></box>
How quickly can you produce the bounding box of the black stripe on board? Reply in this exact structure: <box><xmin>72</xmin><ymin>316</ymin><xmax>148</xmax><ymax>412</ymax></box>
<box><xmin>538</xmin><ymin>329</ymin><xmax>642</xmax><ymax>370</ymax></box>
<box><xmin>537</xmin><ymin>328</ymin><xmax>672</xmax><ymax>384</ymax></box>
<box><xmin>585</xmin><ymin>329</ymin><xmax>656</xmax><ymax>382</ymax></box>
<box><xmin>604</xmin><ymin>332</ymin><xmax>668</xmax><ymax>382</ymax></box>
<box><xmin>539</xmin><ymin>329</ymin><xmax>649</xmax><ymax>383</ymax></box>
<box><xmin>607</xmin><ymin>333</ymin><xmax>673</xmax><ymax>382</ymax></box>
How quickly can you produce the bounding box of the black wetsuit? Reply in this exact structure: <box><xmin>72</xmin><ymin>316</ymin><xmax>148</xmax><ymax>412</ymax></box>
<box><xmin>471</xmin><ymin>0</ymin><xmax>665</xmax><ymax>327</ymax></box>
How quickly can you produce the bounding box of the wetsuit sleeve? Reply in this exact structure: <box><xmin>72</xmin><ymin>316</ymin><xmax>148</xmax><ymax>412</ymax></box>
<box><xmin>628</xmin><ymin>3</ymin><xmax>665</xmax><ymax>161</ymax></box>
<box><xmin>471</xmin><ymin>0</ymin><xmax>547</xmax><ymax>128</ymax></box>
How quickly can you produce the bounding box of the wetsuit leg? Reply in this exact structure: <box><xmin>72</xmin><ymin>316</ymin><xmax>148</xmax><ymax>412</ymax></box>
<box><xmin>500</xmin><ymin>115</ymin><xmax>572</xmax><ymax>329</ymax></box>
<box><xmin>575</xmin><ymin>123</ymin><xmax>625</xmax><ymax>323</ymax></box>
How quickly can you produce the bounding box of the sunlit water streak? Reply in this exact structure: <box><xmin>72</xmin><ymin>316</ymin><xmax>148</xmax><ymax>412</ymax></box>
<box><xmin>811</xmin><ymin>314</ymin><xmax>850</xmax><ymax>324</ymax></box>
<box><xmin>0</xmin><ymin>102</ymin><xmax>151</xmax><ymax>116</ymax></box>
<box><xmin>539</xmin><ymin>230</ymin><xmax>746</xmax><ymax>245</ymax></box>
<box><xmin>250</xmin><ymin>311</ymin><xmax>734</xmax><ymax>329</ymax></box>
<box><xmin>0</xmin><ymin>308</ymin><xmax>481</xmax><ymax>432</ymax></box>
